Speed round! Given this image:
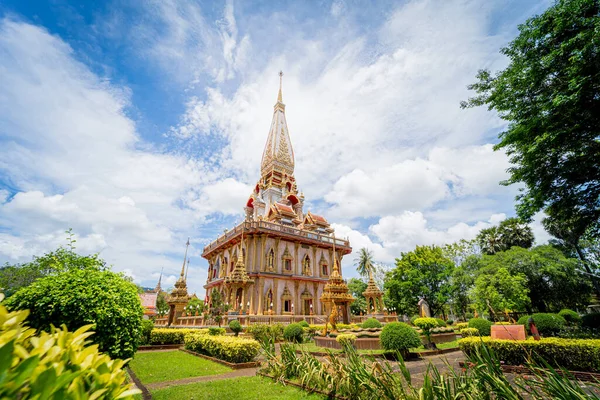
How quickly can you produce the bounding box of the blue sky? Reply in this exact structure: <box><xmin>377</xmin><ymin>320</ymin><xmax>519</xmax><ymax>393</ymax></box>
<box><xmin>0</xmin><ymin>0</ymin><xmax>551</xmax><ymax>295</ymax></box>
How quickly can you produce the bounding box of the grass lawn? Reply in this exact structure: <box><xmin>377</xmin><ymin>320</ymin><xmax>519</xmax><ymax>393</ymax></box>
<box><xmin>151</xmin><ymin>376</ymin><xmax>324</xmax><ymax>400</ymax></box>
<box><xmin>129</xmin><ymin>350</ymin><xmax>231</xmax><ymax>384</ymax></box>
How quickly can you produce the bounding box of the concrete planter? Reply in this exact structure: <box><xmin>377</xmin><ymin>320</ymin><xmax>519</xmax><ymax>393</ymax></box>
<box><xmin>491</xmin><ymin>324</ymin><xmax>526</xmax><ymax>341</ymax></box>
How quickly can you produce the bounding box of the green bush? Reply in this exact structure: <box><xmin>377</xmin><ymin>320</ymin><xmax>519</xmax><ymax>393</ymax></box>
<box><xmin>582</xmin><ymin>313</ymin><xmax>600</xmax><ymax>330</ymax></box>
<box><xmin>558</xmin><ymin>309</ymin><xmax>581</xmax><ymax>326</ymax></box>
<box><xmin>361</xmin><ymin>318</ymin><xmax>383</xmax><ymax>329</ymax></box>
<box><xmin>447</xmin><ymin>319</ymin><xmax>454</xmax><ymax>325</ymax></box>
<box><xmin>209</xmin><ymin>327</ymin><xmax>226</xmax><ymax>336</ymax></box>
<box><xmin>380</xmin><ymin>322</ymin><xmax>422</xmax><ymax>353</ymax></box>
<box><xmin>335</xmin><ymin>333</ymin><xmax>357</xmax><ymax>348</ymax></box>
<box><xmin>150</xmin><ymin>328</ymin><xmax>200</xmax><ymax>344</ymax></box>
<box><xmin>517</xmin><ymin>315</ymin><xmax>531</xmax><ymax>326</ymax></box>
<box><xmin>229</xmin><ymin>320</ymin><xmax>242</xmax><ymax>336</ymax></box>
<box><xmin>460</xmin><ymin>328</ymin><xmax>479</xmax><ymax>337</ymax></box>
<box><xmin>459</xmin><ymin>336</ymin><xmax>600</xmax><ymax>372</ymax></box>
<box><xmin>140</xmin><ymin>319</ymin><xmax>154</xmax><ymax>345</ymax></box>
<box><xmin>4</xmin><ymin>267</ymin><xmax>143</xmax><ymax>359</ymax></box>
<box><xmin>283</xmin><ymin>323</ymin><xmax>304</xmax><ymax>343</ymax></box>
<box><xmin>435</xmin><ymin>318</ymin><xmax>447</xmax><ymax>327</ymax></box>
<box><xmin>468</xmin><ymin>318</ymin><xmax>492</xmax><ymax>336</ymax></box>
<box><xmin>0</xmin><ymin>293</ymin><xmax>139</xmax><ymax>399</ymax></box>
<box><xmin>455</xmin><ymin>322</ymin><xmax>469</xmax><ymax>331</ymax></box>
<box><xmin>413</xmin><ymin>317</ymin><xmax>438</xmax><ymax>332</ymax></box>
<box><xmin>409</xmin><ymin>315</ymin><xmax>420</xmax><ymax>325</ymax></box>
<box><xmin>531</xmin><ymin>313</ymin><xmax>566</xmax><ymax>336</ymax></box>
<box><xmin>185</xmin><ymin>333</ymin><xmax>260</xmax><ymax>363</ymax></box>
<box><xmin>299</xmin><ymin>320</ymin><xmax>310</xmax><ymax>328</ymax></box>
<box><xmin>465</xmin><ymin>312</ymin><xmax>474</xmax><ymax>319</ymax></box>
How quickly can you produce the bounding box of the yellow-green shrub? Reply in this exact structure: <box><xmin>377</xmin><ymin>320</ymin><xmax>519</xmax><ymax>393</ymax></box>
<box><xmin>0</xmin><ymin>294</ymin><xmax>139</xmax><ymax>399</ymax></box>
<box><xmin>184</xmin><ymin>333</ymin><xmax>260</xmax><ymax>363</ymax></box>
<box><xmin>460</xmin><ymin>328</ymin><xmax>479</xmax><ymax>337</ymax></box>
<box><xmin>149</xmin><ymin>328</ymin><xmax>200</xmax><ymax>344</ymax></box>
<box><xmin>335</xmin><ymin>333</ymin><xmax>357</xmax><ymax>347</ymax></box>
<box><xmin>459</xmin><ymin>336</ymin><xmax>600</xmax><ymax>372</ymax></box>
<box><xmin>455</xmin><ymin>322</ymin><xmax>468</xmax><ymax>331</ymax></box>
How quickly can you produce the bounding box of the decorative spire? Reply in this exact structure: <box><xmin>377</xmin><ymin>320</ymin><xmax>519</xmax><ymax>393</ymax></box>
<box><xmin>180</xmin><ymin>238</ymin><xmax>190</xmax><ymax>278</ymax></box>
<box><xmin>260</xmin><ymin>72</ymin><xmax>295</xmax><ymax>178</ymax></box>
<box><xmin>185</xmin><ymin>258</ymin><xmax>190</xmax><ymax>281</ymax></box>
<box><xmin>277</xmin><ymin>71</ymin><xmax>283</xmax><ymax>103</ymax></box>
<box><xmin>155</xmin><ymin>267</ymin><xmax>163</xmax><ymax>293</ymax></box>
<box><xmin>225</xmin><ymin>229</ymin><xmax>254</xmax><ymax>285</ymax></box>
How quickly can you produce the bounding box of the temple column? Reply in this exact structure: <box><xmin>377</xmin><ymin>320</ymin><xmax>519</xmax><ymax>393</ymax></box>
<box><xmin>252</xmin><ymin>235</ymin><xmax>257</xmax><ymax>272</ymax></box>
<box><xmin>274</xmin><ymin>238</ymin><xmax>280</xmax><ymax>273</ymax></box>
<box><xmin>257</xmin><ymin>281</ymin><xmax>264</xmax><ymax>315</ymax></box>
<box><xmin>260</xmin><ymin>235</ymin><xmax>265</xmax><ymax>272</ymax></box>
<box><xmin>273</xmin><ymin>279</ymin><xmax>279</xmax><ymax>314</ymax></box>
<box><xmin>294</xmin><ymin>242</ymin><xmax>300</xmax><ymax>275</ymax></box>
<box><xmin>294</xmin><ymin>281</ymin><xmax>300</xmax><ymax>316</ymax></box>
<box><xmin>312</xmin><ymin>247</ymin><xmax>317</xmax><ymax>276</ymax></box>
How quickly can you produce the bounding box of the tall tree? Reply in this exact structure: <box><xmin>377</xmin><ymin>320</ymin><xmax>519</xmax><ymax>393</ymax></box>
<box><xmin>384</xmin><ymin>245</ymin><xmax>454</xmax><ymax>317</ymax></box>
<box><xmin>462</xmin><ymin>0</ymin><xmax>600</xmax><ymax>252</ymax></box>
<box><xmin>472</xmin><ymin>267</ymin><xmax>530</xmax><ymax>317</ymax></box>
<box><xmin>354</xmin><ymin>248</ymin><xmax>375</xmax><ymax>278</ymax></box>
<box><xmin>477</xmin><ymin>218</ymin><xmax>534</xmax><ymax>255</ymax></box>
<box><xmin>347</xmin><ymin>278</ymin><xmax>368</xmax><ymax>315</ymax></box>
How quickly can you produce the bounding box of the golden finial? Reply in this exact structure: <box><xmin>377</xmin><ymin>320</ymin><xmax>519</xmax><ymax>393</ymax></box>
<box><xmin>180</xmin><ymin>238</ymin><xmax>190</xmax><ymax>278</ymax></box>
<box><xmin>277</xmin><ymin>71</ymin><xmax>283</xmax><ymax>103</ymax></box>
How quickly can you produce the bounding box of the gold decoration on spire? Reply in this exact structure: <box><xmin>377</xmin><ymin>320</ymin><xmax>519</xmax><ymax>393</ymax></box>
<box><xmin>224</xmin><ymin>231</ymin><xmax>254</xmax><ymax>285</ymax></box>
<box><xmin>277</xmin><ymin>70</ymin><xmax>283</xmax><ymax>103</ymax></box>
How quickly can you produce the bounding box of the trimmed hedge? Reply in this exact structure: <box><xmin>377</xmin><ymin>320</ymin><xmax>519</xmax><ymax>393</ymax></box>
<box><xmin>229</xmin><ymin>320</ymin><xmax>242</xmax><ymax>336</ymax></box>
<box><xmin>413</xmin><ymin>317</ymin><xmax>438</xmax><ymax>332</ymax></box>
<box><xmin>209</xmin><ymin>327</ymin><xmax>226</xmax><ymax>336</ymax></box>
<box><xmin>468</xmin><ymin>318</ymin><xmax>492</xmax><ymax>336</ymax></box>
<box><xmin>246</xmin><ymin>324</ymin><xmax>284</xmax><ymax>342</ymax></box>
<box><xmin>582</xmin><ymin>313</ymin><xmax>600</xmax><ymax>330</ymax></box>
<box><xmin>455</xmin><ymin>322</ymin><xmax>469</xmax><ymax>331</ymax></box>
<box><xmin>435</xmin><ymin>318</ymin><xmax>447</xmax><ymax>327</ymax></box>
<box><xmin>336</xmin><ymin>333</ymin><xmax>357</xmax><ymax>347</ymax></box>
<box><xmin>517</xmin><ymin>315</ymin><xmax>531</xmax><ymax>326</ymax></box>
<box><xmin>283</xmin><ymin>323</ymin><xmax>304</xmax><ymax>343</ymax></box>
<box><xmin>140</xmin><ymin>319</ymin><xmax>154</xmax><ymax>345</ymax></box>
<box><xmin>558</xmin><ymin>309</ymin><xmax>581</xmax><ymax>326</ymax></box>
<box><xmin>150</xmin><ymin>328</ymin><xmax>203</xmax><ymax>345</ymax></box>
<box><xmin>380</xmin><ymin>322</ymin><xmax>422</xmax><ymax>353</ymax></box>
<box><xmin>185</xmin><ymin>333</ymin><xmax>260</xmax><ymax>363</ymax></box>
<box><xmin>362</xmin><ymin>318</ymin><xmax>383</xmax><ymax>329</ymax></box>
<box><xmin>532</xmin><ymin>313</ymin><xmax>566</xmax><ymax>336</ymax></box>
<box><xmin>460</xmin><ymin>328</ymin><xmax>479</xmax><ymax>337</ymax></box>
<box><xmin>459</xmin><ymin>337</ymin><xmax>600</xmax><ymax>372</ymax></box>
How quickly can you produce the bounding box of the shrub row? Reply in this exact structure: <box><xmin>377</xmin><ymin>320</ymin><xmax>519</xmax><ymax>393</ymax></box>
<box><xmin>455</xmin><ymin>322</ymin><xmax>469</xmax><ymax>331</ymax></box>
<box><xmin>185</xmin><ymin>333</ymin><xmax>260</xmax><ymax>363</ymax></box>
<box><xmin>460</xmin><ymin>328</ymin><xmax>479</xmax><ymax>337</ymax></box>
<box><xmin>516</xmin><ymin>313</ymin><xmax>567</xmax><ymax>336</ymax></box>
<box><xmin>246</xmin><ymin>323</ymin><xmax>284</xmax><ymax>342</ymax></box>
<box><xmin>468</xmin><ymin>318</ymin><xmax>493</xmax><ymax>336</ymax></box>
<box><xmin>150</xmin><ymin>328</ymin><xmax>209</xmax><ymax>345</ymax></box>
<box><xmin>459</xmin><ymin>337</ymin><xmax>600</xmax><ymax>372</ymax></box>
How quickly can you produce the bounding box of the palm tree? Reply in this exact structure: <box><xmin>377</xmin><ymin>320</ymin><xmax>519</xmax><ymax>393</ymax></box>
<box><xmin>477</xmin><ymin>227</ymin><xmax>503</xmax><ymax>255</ymax></box>
<box><xmin>354</xmin><ymin>248</ymin><xmax>374</xmax><ymax>278</ymax></box>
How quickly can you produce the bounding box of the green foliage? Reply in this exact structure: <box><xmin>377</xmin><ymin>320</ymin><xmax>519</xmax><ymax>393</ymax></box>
<box><xmin>455</xmin><ymin>322</ymin><xmax>468</xmax><ymax>331</ymax></box>
<box><xmin>379</xmin><ymin>322</ymin><xmax>422</xmax><ymax>353</ymax></box>
<box><xmin>229</xmin><ymin>320</ymin><xmax>242</xmax><ymax>336</ymax></box>
<box><xmin>354</xmin><ymin>248</ymin><xmax>375</xmax><ymax>278</ymax></box>
<box><xmin>140</xmin><ymin>319</ymin><xmax>154</xmax><ymax>345</ymax></box>
<box><xmin>531</xmin><ymin>313</ymin><xmax>566</xmax><ymax>336</ymax></box>
<box><xmin>283</xmin><ymin>323</ymin><xmax>304</xmax><ymax>343</ymax></box>
<box><xmin>385</xmin><ymin>245</ymin><xmax>454</xmax><ymax>316</ymax></box>
<box><xmin>459</xmin><ymin>336</ymin><xmax>600</xmax><ymax>372</ymax></box>
<box><xmin>435</xmin><ymin>318</ymin><xmax>446</xmax><ymax>327</ymax></box>
<box><xmin>517</xmin><ymin>315</ymin><xmax>531</xmax><ymax>326</ymax></box>
<box><xmin>463</xmin><ymin>0</ymin><xmax>600</xmax><ymax>260</ymax></box>
<box><xmin>208</xmin><ymin>327</ymin><xmax>226</xmax><ymax>336</ymax></box>
<box><xmin>0</xmin><ymin>294</ymin><xmax>139</xmax><ymax>399</ymax></box>
<box><xmin>156</xmin><ymin>292</ymin><xmax>169</xmax><ymax>316</ymax></box>
<box><xmin>413</xmin><ymin>317</ymin><xmax>438</xmax><ymax>332</ymax></box>
<box><xmin>186</xmin><ymin>297</ymin><xmax>204</xmax><ymax>315</ymax></box>
<box><xmin>150</xmin><ymin>328</ymin><xmax>201</xmax><ymax>344</ymax></box>
<box><xmin>335</xmin><ymin>333</ymin><xmax>357</xmax><ymax>348</ymax></box>
<box><xmin>558</xmin><ymin>309</ymin><xmax>581</xmax><ymax>326</ymax></box>
<box><xmin>477</xmin><ymin>218</ymin><xmax>534</xmax><ymax>255</ymax></box>
<box><xmin>409</xmin><ymin>315</ymin><xmax>419</xmax><ymax>325</ymax></box>
<box><xmin>298</xmin><ymin>320</ymin><xmax>309</xmax><ymax>328</ymax></box>
<box><xmin>582</xmin><ymin>313</ymin><xmax>600</xmax><ymax>330</ymax></box>
<box><xmin>446</xmin><ymin>319</ymin><xmax>453</xmax><ymax>325</ymax></box>
<box><xmin>361</xmin><ymin>318</ymin><xmax>382</xmax><ymax>329</ymax></box>
<box><xmin>460</xmin><ymin>328</ymin><xmax>479</xmax><ymax>337</ymax></box>
<box><xmin>208</xmin><ymin>290</ymin><xmax>229</xmax><ymax>327</ymax></box>
<box><xmin>348</xmin><ymin>278</ymin><xmax>368</xmax><ymax>315</ymax></box>
<box><xmin>472</xmin><ymin>266</ymin><xmax>530</xmax><ymax>314</ymax></box>
<box><xmin>185</xmin><ymin>333</ymin><xmax>260</xmax><ymax>363</ymax></box>
<box><xmin>5</xmin><ymin>266</ymin><xmax>143</xmax><ymax>359</ymax></box>
<box><xmin>468</xmin><ymin>318</ymin><xmax>492</xmax><ymax>336</ymax></box>
<box><xmin>246</xmin><ymin>324</ymin><xmax>283</xmax><ymax>342</ymax></box>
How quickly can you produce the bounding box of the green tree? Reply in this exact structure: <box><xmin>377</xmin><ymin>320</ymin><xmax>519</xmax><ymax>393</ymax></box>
<box><xmin>347</xmin><ymin>278</ymin><xmax>368</xmax><ymax>315</ymax></box>
<box><xmin>156</xmin><ymin>291</ymin><xmax>169</xmax><ymax>316</ymax></box>
<box><xmin>208</xmin><ymin>290</ymin><xmax>228</xmax><ymax>327</ymax></box>
<box><xmin>477</xmin><ymin>218</ymin><xmax>534</xmax><ymax>255</ymax></box>
<box><xmin>449</xmin><ymin>256</ymin><xmax>479</xmax><ymax>318</ymax></box>
<box><xmin>186</xmin><ymin>297</ymin><xmax>204</xmax><ymax>315</ymax></box>
<box><xmin>5</xmin><ymin>262</ymin><xmax>143</xmax><ymax>359</ymax></box>
<box><xmin>384</xmin><ymin>245</ymin><xmax>454</xmax><ymax>317</ymax></box>
<box><xmin>472</xmin><ymin>267</ymin><xmax>530</xmax><ymax>316</ymax></box>
<box><xmin>462</xmin><ymin>0</ymin><xmax>600</xmax><ymax>260</ymax></box>
<box><xmin>354</xmin><ymin>248</ymin><xmax>375</xmax><ymax>278</ymax></box>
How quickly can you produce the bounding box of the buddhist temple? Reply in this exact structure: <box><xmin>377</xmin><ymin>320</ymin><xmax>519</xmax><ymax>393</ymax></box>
<box><xmin>202</xmin><ymin>73</ymin><xmax>352</xmax><ymax>321</ymax></box>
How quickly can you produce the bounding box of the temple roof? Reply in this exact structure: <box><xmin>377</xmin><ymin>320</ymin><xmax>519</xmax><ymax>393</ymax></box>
<box><xmin>260</xmin><ymin>72</ymin><xmax>295</xmax><ymax>177</ymax></box>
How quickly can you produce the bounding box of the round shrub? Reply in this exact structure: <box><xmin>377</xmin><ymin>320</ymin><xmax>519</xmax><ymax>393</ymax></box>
<box><xmin>468</xmin><ymin>318</ymin><xmax>493</xmax><ymax>336</ymax></box>
<box><xmin>447</xmin><ymin>319</ymin><xmax>454</xmax><ymax>325</ymax></box>
<box><xmin>229</xmin><ymin>319</ymin><xmax>242</xmax><ymax>336</ymax></box>
<box><xmin>140</xmin><ymin>319</ymin><xmax>154</xmax><ymax>345</ymax></box>
<box><xmin>409</xmin><ymin>315</ymin><xmax>420</xmax><ymax>325</ymax></box>
<box><xmin>362</xmin><ymin>318</ymin><xmax>383</xmax><ymax>329</ymax></box>
<box><xmin>582</xmin><ymin>313</ymin><xmax>600</xmax><ymax>330</ymax></box>
<box><xmin>460</xmin><ymin>327</ymin><xmax>479</xmax><ymax>337</ymax></box>
<box><xmin>559</xmin><ymin>309</ymin><xmax>581</xmax><ymax>326</ymax></box>
<box><xmin>5</xmin><ymin>268</ymin><xmax>143</xmax><ymax>359</ymax></box>
<box><xmin>435</xmin><ymin>318</ymin><xmax>447</xmax><ymax>327</ymax></box>
<box><xmin>299</xmin><ymin>320</ymin><xmax>310</xmax><ymax>328</ymax></box>
<box><xmin>283</xmin><ymin>323</ymin><xmax>304</xmax><ymax>343</ymax></box>
<box><xmin>413</xmin><ymin>317</ymin><xmax>439</xmax><ymax>332</ymax></box>
<box><xmin>531</xmin><ymin>313</ymin><xmax>566</xmax><ymax>336</ymax></box>
<box><xmin>465</xmin><ymin>312</ymin><xmax>474</xmax><ymax>320</ymax></box>
<box><xmin>208</xmin><ymin>327</ymin><xmax>226</xmax><ymax>336</ymax></box>
<box><xmin>517</xmin><ymin>315</ymin><xmax>531</xmax><ymax>327</ymax></box>
<box><xmin>335</xmin><ymin>333</ymin><xmax>357</xmax><ymax>348</ymax></box>
<box><xmin>380</xmin><ymin>322</ymin><xmax>422</xmax><ymax>353</ymax></box>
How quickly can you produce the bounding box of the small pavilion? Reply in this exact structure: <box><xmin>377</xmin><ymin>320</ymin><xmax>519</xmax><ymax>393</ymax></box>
<box><xmin>224</xmin><ymin>246</ymin><xmax>255</xmax><ymax>314</ymax></box>
<box><xmin>320</xmin><ymin>250</ymin><xmax>354</xmax><ymax>324</ymax></box>
<box><xmin>167</xmin><ymin>239</ymin><xmax>192</xmax><ymax>325</ymax></box>
<box><xmin>362</xmin><ymin>268</ymin><xmax>384</xmax><ymax>315</ymax></box>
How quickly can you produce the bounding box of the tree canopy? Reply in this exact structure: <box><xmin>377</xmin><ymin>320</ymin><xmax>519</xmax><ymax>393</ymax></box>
<box><xmin>462</xmin><ymin>0</ymin><xmax>600</xmax><ymax>245</ymax></box>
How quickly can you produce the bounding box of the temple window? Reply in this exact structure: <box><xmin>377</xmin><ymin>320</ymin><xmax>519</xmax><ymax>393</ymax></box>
<box><xmin>284</xmin><ymin>300</ymin><xmax>291</xmax><ymax>313</ymax></box>
<box><xmin>282</xmin><ymin>247</ymin><xmax>293</xmax><ymax>272</ymax></box>
<box><xmin>267</xmin><ymin>248</ymin><xmax>275</xmax><ymax>271</ymax></box>
<box><xmin>321</xmin><ymin>263</ymin><xmax>328</xmax><ymax>276</ymax></box>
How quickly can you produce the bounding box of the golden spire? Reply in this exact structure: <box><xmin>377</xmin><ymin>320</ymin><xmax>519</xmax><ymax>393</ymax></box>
<box><xmin>185</xmin><ymin>258</ymin><xmax>190</xmax><ymax>281</ymax></box>
<box><xmin>180</xmin><ymin>238</ymin><xmax>190</xmax><ymax>278</ymax></box>
<box><xmin>277</xmin><ymin>71</ymin><xmax>283</xmax><ymax>103</ymax></box>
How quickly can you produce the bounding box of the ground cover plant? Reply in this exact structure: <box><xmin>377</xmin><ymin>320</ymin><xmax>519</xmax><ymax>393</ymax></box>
<box><xmin>151</xmin><ymin>376</ymin><xmax>323</xmax><ymax>400</ymax></box>
<box><xmin>128</xmin><ymin>350</ymin><xmax>230</xmax><ymax>384</ymax></box>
